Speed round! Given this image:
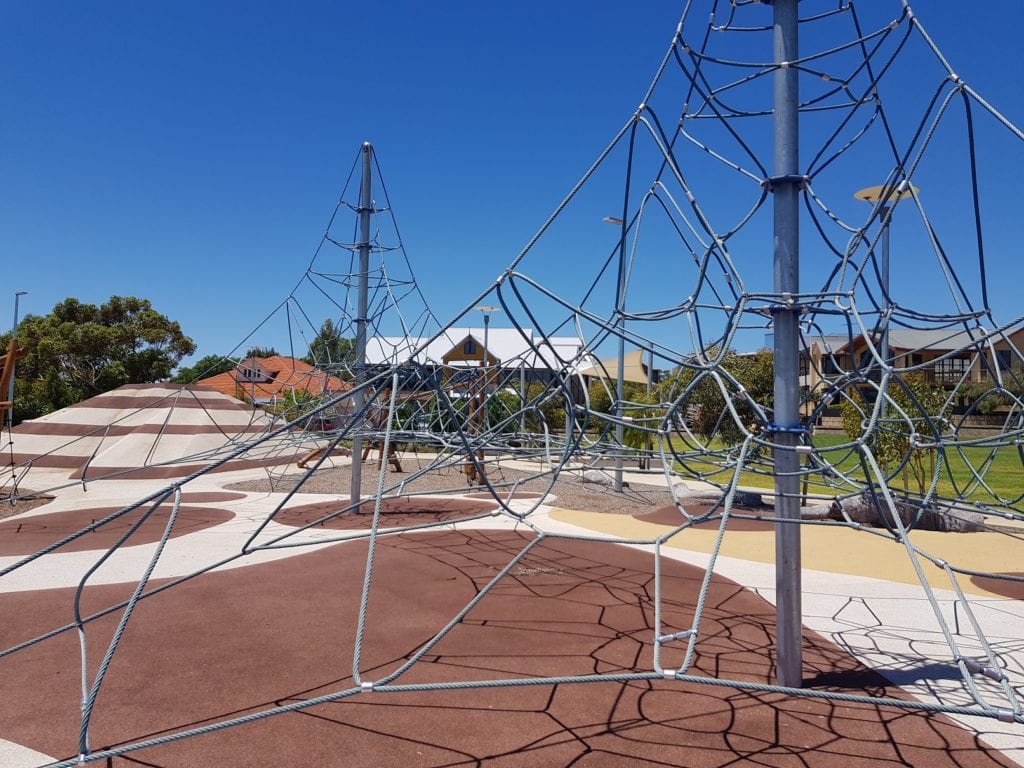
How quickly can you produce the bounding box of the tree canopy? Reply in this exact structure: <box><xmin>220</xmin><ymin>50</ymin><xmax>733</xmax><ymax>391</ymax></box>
<box><xmin>304</xmin><ymin>319</ymin><xmax>354</xmax><ymax>373</ymax></box>
<box><xmin>244</xmin><ymin>345</ymin><xmax>279</xmax><ymax>359</ymax></box>
<box><xmin>4</xmin><ymin>295</ymin><xmax>195</xmax><ymax>422</ymax></box>
<box><xmin>171</xmin><ymin>354</ymin><xmax>238</xmax><ymax>384</ymax></box>
<box><xmin>657</xmin><ymin>348</ymin><xmax>774</xmax><ymax>445</ymax></box>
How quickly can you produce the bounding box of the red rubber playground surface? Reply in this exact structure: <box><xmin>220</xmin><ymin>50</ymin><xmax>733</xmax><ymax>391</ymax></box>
<box><xmin>0</xmin><ymin>526</ymin><xmax>1013</xmax><ymax>767</ymax></box>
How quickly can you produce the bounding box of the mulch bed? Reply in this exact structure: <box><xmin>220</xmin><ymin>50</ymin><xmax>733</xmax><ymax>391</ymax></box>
<box><xmin>228</xmin><ymin>459</ymin><xmax>680</xmax><ymax>517</ymax></box>
<box><xmin>0</xmin><ymin>530</ymin><xmax>1012</xmax><ymax>767</ymax></box>
<box><xmin>0</xmin><ymin>488</ymin><xmax>55</xmax><ymax>521</ymax></box>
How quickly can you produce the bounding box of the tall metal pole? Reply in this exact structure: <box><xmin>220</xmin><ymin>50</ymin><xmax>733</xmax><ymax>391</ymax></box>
<box><xmin>350</xmin><ymin>142</ymin><xmax>373</xmax><ymax>511</ymax></box>
<box><xmin>615</xmin><ymin>333</ymin><xmax>625</xmax><ymax>491</ymax></box>
<box><xmin>603</xmin><ymin>214</ymin><xmax>627</xmax><ymax>493</ymax></box>
<box><xmin>6</xmin><ymin>291</ymin><xmax>27</xmax><ymax>430</ymax></box>
<box><xmin>880</xmin><ymin>217</ymin><xmax>891</xmax><ymax>366</ymax></box>
<box><xmin>519</xmin><ymin>362</ymin><xmax>527</xmax><ymax>434</ymax></box>
<box><xmin>855</xmin><ymin>182</ymin><xmax>918</xmax><ymax>372</ymax></box>
<box><xmin>482</xmin><ymin>312</ymin><xmax>490</xmax><ymax>431</ymax></box>
<box><xmin>770</xmin><ymin>0</ymin><xmax>803</xmax><ymax>688</ymax></box>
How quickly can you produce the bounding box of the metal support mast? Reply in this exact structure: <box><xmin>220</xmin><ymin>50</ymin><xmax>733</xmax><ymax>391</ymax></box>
<box><xmin>350</xmin><ymin>142</ymin><xmax>373</xmax><ymax>511</ymax></box>
<box><xmin>770</xmin><ymin>0</ymin><xmax>803</xmax><ymax>688</ymax></box>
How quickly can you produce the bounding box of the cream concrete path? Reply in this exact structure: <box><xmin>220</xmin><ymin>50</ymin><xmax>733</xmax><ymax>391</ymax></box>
<box><xmin>2</xmin><ymin>460</ymin><xmax>1022</xmax><ymax>766</ymax></box>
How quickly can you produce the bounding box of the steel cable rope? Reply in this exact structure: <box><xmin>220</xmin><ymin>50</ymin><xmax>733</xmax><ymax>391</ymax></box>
<box><xmin>37</xmin><ymin>672</ymin><xmax>1016</xmax><ymax>768</ymax></box>
<box><xmin>77</xmin><ymin>487</ymin><xmax>182</xmax><ymax>759</ymax></box>
<box><xmin>673</xmin><ymin>436</ymin><xmax>755</xmax><ymax>676</ymax></box>
<box><xmin>71</xmin><ymin>487</ymin><xmax>176</xmax><ymax>748</ymax></box>
<box><xmin>670</xmin><ymin>48</ymin><xmax>769</xmax><ymax>173</ymax></box>
<box><xmin>857</xmin><ymin>447</ymin><xmax>1017</xmax><ymax>714</ymax></box>
<box><xmin>351</xmin><ymin>374</ymin><xmax>400</xmax><ymax>686</ymax></box>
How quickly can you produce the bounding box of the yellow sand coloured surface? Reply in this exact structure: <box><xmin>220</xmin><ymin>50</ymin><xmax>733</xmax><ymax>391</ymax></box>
<box><xmin>549</xmin><ymin>507</ymin><xmax>1021</xmax><ymax>599</ymax></box>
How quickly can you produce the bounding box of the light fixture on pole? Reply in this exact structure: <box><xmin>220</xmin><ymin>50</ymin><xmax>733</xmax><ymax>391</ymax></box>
<box><xmin>854</xmin><ymin>182</ymin><xmax>918</xmax><ymax>369</ymax></box>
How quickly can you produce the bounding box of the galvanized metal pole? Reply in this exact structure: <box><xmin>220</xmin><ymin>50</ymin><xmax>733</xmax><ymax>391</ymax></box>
<box><xmin>519</xmin><ymin>363</ymin><xmax>527</xmax><ymax>434</ymax></box>
<box><xmin>6</xmin><ymin>291</ymin><xmax>27</xmax><ymax>430</ymax></box>
<box><xmin>614</xmin><ymin>330</ymin><xmax>626</xmax><ymax>492</ymax></box>
<box><xmin>615</xmin><ymin>236</ymin><xmax>628</xmax><ymax>492</ymax></box>
<box><xmin>350</xmin><ymin>142</ymin><xmax>373</xmax><ymax>511</ymax></box>
<box><xmin>880</xmin><ymin>215</ymin><xmax>891</xmax><ymax>367</ymax></box>
<box><xmin>482</xmin><ymin>312</ymin><xmax>490</xmax><ymax>431</ymax></box>
<box><xmin>604</xmin><ymin>214</ymin><xmax>628</xmax><ymax>493</ymax></box>
<box><xmin>770</xmin><ymin>0</ymin><xmax>803</xmax><ymax>688</ymax></box>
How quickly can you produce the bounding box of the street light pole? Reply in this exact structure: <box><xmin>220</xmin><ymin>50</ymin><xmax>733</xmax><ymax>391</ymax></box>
<box><xmin>604</xmin><ymin>215</ymin><xmax>627</xmax><ymax>493</ymax></box>
<box><xmin>476</xmin><ymin>306</ymin><xmax>501</xmax><ymax>431</ymax></box>
<box><xmin>6</xmin><ymin>291</ymin><xmax>27</xmax><ymax>430</ymax></box>
<box><xmin>854</xmin><ymin>182</ymin><xmax>918</xmax><ymax>369</ymax></box>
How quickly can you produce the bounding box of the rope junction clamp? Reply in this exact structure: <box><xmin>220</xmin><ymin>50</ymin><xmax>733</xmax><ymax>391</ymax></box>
<box><xmin>761</xmin><ymin>174</ymin><xmax>810</xmax><ymax>191</ymax></box>
<box><xmin>765</xmin><ymin>423</ymin><xmax>809</xmax><ymax>435</ymax></box>
<box><xmin>959</xmin><ymin>657</ymin><xmax>1009</xmax><ymax>683</ymax></box>
<box><xmin>657</xmin><ymin>630</ymin><xmax>696</xmax><ymax>644</ymax></box>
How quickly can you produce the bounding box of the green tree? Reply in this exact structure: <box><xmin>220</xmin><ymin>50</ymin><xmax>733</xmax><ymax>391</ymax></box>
<box><xmin>839</xmin><ymin>373</ymin><xmax>946</xmax><ymax>495</ymax></box>
<box><xmin>620</xmin><ymin>388</ymin><xmax>658</xmax><ymax>449</ymax></box>
<box><xmin>585</xmin><ymin>379</ymin><xmax>614</xmax><ymax>418</ymax></box>
<box><xmin>304</xmin><ymin>319</ymin><xmax>355</xmax><ymax>376</ymax></box>
<box><xmin>4</xmin><ymin>295</ymin><xmax>195</xmax><ymax>422</ymax></box>
<box><xmin>244</xmin><ymin>345</ymin><xmax>279</xmax><ymax>359</ymax></box>
<box><xmin>524</xmin><ymin>381</ymin><xmax>566</xmax><ymax>432</ymax></box>
<box><xmin>487</xmin><ymin>389</ymin><xmax>521</xmax><ymax>433</ymax></box>
<box><xmin>658</xmin><ymin>349</ymin><xmax>774</xmax><ymax>445</ymax></box>
<box><xmin>171</xmin><ymin>354</ymin><xmax>238</xmax><ymax>384</ymax></box>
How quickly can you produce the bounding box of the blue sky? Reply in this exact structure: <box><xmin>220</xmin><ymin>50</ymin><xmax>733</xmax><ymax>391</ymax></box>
<box><xmin>3</xmin><ymin>2</ymin><xmax>1022</xmax><ymax>367</ymax></box>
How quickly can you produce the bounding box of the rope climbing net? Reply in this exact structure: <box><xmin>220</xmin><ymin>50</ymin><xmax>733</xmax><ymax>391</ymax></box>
<box><xmin>1</xmin><ymin>2</ymin><xmax>1023</xmax><ymax>764</ymax></box>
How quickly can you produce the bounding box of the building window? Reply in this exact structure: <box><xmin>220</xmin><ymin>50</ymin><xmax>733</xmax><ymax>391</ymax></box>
<box><xmin>464</xmin><ymin>340</ymin><xmax>476</xmax><ymax>355</ymax></box>
<box><xmin>996</xmin><ymin>349</ymin><xmax>1013</xmax><ymax>372</ymax></box>
<box><xmin>933</xmin><ymin>355</ymin><xmax>970</xmax><ymax>384</ymax></box>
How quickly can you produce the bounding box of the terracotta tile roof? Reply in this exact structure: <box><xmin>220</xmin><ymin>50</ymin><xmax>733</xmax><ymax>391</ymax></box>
<box><xmin>197</xmin><ymin>356</ymin><xmax>348</xmax><ymax>402</ymax></box>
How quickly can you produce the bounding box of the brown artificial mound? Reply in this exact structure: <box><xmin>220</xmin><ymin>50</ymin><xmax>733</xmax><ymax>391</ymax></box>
<box><xmin>273</xmin><ymin>497</ymin><xmax>497</xmax><ymax>530</ymax></box>
<box><xmin>70</xmin><ymin>456</ymin><xmax>305</xmax><ymax>481</ymax></box>
<box><xmin>636</xmin><ymin>503</ymin><xmax>775</xmax><ymax>532</ymax></box>
<box><xmin>178</xmin><ymin>491</ymin><xmax>248</xmax><ymax>503</ymax></box>
<box><xmin>65</xmin><ymin>395</ymin><xmax>240</xmax><ymax>410</ymax></box>
<box><xmin>464</xmin><ymin>491</ymin><xmax>545</xmax><ymax>500</ymax></box>
<box><xmin>0</xmin><ymin>530</ymin><xmax>1011</xmax><ymax>767</ymax></box>
<box><xmin>14</xmin><ymin>422</ymin><xmax>267</xmax><ymax>437</ymax></box>
<box><xmin>5</xmin><ymin>455</ymin><xmax>306</xmax><ymax>480</ymax></box>
<box><xmin>0</xmin><ymin>505</ymin><xmax>234</xmax><ymax>556</ymax></box>
<box><xmin>970</xmin><ymin>572</ymin><xmax>1024</xmax><ymax>600</ymax></box>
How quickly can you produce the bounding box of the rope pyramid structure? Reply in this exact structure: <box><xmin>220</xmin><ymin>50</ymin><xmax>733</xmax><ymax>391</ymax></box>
<box><xmin>1</xmin><ymin>2</ymin><xmax>1023</xmax><ymax>764</ymax></box>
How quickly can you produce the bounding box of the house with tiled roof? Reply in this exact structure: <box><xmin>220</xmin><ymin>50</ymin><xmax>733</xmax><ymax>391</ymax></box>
<box><xmin>196</xmin><ymin>355</ymin><xmax>348</xmax><ymax>406</ymax></box>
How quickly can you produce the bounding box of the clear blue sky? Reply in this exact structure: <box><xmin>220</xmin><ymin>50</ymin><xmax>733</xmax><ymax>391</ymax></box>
<box><xmin>3</xmin><ymin>2</ymin><xmax>1022</xmax><ymax>366</ymax></box>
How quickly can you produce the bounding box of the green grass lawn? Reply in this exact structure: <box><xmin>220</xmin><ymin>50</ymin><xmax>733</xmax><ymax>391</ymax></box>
<box><xmin>668</xmin><ymin>432</ymin><xmax>1023</xmax><ymax>504</ymax></box>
